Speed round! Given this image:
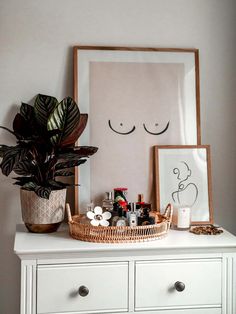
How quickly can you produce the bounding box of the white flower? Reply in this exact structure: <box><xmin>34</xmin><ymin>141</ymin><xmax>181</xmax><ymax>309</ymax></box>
<box><xmin>87</xmin><ymin>206</ymin><xmax>111</xmax><ymax>227</ymax></box>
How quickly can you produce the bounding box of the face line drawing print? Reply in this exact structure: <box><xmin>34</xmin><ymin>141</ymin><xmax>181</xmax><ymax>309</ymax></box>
<box><xmin>171</xmin><ymin>161</ymin><xmax>198</xmax><ymax>206</ymax></box>
<box><xmin>108</xmin><ymin>119</ymin><xmax>170</xmax><ymax>135</ymax></box>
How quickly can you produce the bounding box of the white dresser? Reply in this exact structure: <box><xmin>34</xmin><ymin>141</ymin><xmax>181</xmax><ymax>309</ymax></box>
<box><xmin>14</xmin><ymin>225</ymin><xmax>236</xmax><ymax>314</ymax></box>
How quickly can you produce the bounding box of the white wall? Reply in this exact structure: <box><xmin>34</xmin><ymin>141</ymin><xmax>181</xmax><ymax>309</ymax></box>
<box><xmin>0</xmin><ymin>0</ymin><xmax>235</xmax><ymax>313</ymax></box>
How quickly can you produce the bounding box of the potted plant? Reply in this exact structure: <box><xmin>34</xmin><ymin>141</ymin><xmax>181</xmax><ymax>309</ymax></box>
<box><xmin>0</xmin><ymin>94</ymin><xmax>97</xmax><ymax>233</ymax></box>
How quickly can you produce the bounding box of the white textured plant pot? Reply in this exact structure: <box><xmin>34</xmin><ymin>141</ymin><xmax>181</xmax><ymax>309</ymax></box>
<box><xmin>20</xmin><ymin>189</ymin><xmax>67</xmax><ymax>233</ymax></box>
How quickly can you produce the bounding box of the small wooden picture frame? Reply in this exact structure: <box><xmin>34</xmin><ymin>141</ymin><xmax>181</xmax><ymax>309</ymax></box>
<box><xmin>154</xmin><ymin>145</ymin><xmax>213</xmax><ymax>224</ymax></box>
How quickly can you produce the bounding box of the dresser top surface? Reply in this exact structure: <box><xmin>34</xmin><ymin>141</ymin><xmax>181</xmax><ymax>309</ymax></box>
<box><xmin>14</xmin><ymin>224</ymin><xmax>236</xmax><ymax>256</ymax></box>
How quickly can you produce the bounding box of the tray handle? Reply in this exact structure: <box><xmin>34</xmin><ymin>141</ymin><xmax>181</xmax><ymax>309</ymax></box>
<box><xmin>163</xmin><ymin>203</ymin><xmax>173</xmax><ymax>222</ymax></box>
<box><xmin>66</xmin><ymin>203</ymin><xmax>73</xmax><ymax>223</ymax></box>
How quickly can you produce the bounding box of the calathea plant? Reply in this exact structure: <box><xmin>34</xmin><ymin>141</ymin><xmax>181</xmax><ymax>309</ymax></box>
<box><xmin>0</xmin><ymin>94</ymin><xmax>98</xmax><ymax>199</ymax></box>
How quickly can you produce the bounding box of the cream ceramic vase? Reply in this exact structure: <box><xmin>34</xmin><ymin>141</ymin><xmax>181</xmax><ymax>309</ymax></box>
<box><xmin>20</xmin><ymin>188</ymin><xmax>67</xmax><ymax>233</ymax></box>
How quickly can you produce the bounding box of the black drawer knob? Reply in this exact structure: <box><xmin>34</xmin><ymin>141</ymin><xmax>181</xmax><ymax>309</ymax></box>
<box><xmin>174</xmin><ymin>281</ymin><xmax>185</xmax><ymax>292</ymax></box>
<box><xmin>78</xmin><ymin>285</ymin><xmax>89</xmax><ymax>297</ymax></box>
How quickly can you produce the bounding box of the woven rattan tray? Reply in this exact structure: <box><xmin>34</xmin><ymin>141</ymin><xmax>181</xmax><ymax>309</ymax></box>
<box><xmin>67</xmin><ymin>204</ymin><xmax>173</xmax><ymax>243</ymax></box>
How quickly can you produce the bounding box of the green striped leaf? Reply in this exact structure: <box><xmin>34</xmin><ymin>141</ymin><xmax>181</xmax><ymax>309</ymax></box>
<box><xmin>55</xmin><ymin>159</ymin><xmax>86</xmax><ymax>170</ymax></box>
<box><xmin>47</xmin><ymin>97</ymin><xmax>80</xmax><ymax>146</ymax></box>
<box><xmin>22</xmin><ymin>183</ymin><xmax>52</xmax><ymax>199</ymax></box>
<box><xmin>72</xmin><ymin>146</ymin><xmax>98</xmax><ymax>156</ymax></box>
<box><xmin>22</xmin><ymin>182</ymin><xmax>37</xmax><ymax>191</ymax></box>
<box><xmin>14</xmin><ymin>160</ymin><xmax>34</xmax><ymax>176</ymax></box>
<box><xmin>58</xmin><ymin>146</ymin><xmax>98</xmax><ymax>160</ymax></box>
<box><xmin>13</xmin><ymin>177</ymin><xmax>33</xmax><ymax>186</ymax></box>
<box><xmin>54</xmin><ymin>170</ymin><xmax>74</xmax><ymax>177</ymax></box>
<box><xmin>48</xmin><ymin>180</ymin><xmax>68</xmax><ymax>189</ymax></box>
<box><xmin>35</xmin><ymin>186</ymin><xmax>51</xmax><ymax>199</ymax></box>
<box><xmin>0</xmin><ymin>147</ymin><xmax>26</xmax><ymax>176</ymax></box>
<box><xmin>34</xmin><ymin>94</ymin><xmax>58</xmax><ymax>128</ymax></box>
<box><xmin>20</xmin><ymin>103</ymin><xmax>34</xmax><ymax>121</ymax></box>
<box><xmin>0</xmin><ymin>145</ymin><xmax>9</xmax><ymax>158</ymax></box>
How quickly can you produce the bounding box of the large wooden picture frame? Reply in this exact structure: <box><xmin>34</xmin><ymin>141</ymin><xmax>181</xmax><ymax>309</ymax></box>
<box><xmin>154</xmin><ymin>145</ymin><xmax>213</xmax><ymax>224</ymax></box>
<box><xmin>73</xmin><ymin>46</ymin><xmax>201</xmax><ymax>212</ymax></box>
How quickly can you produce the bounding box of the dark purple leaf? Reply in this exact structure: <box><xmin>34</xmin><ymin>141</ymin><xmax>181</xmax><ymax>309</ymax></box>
<box><xmin>60</xmin><ymin>114</ymin><xmax>88</xmax><ymax>147</ymax></box>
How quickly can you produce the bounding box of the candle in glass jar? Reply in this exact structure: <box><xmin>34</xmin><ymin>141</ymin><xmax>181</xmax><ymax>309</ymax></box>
<box><xmin>177</xmin><ymin>206</ymin><xmax>191</xmax><ymax>230</ymax></box>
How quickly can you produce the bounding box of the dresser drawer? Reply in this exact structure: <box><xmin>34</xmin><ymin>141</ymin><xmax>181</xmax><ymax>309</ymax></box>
<box><xmin>133</xmin><ymin>309</ymin><xmax>221</xmax><ymax>314</ymax></box>
<box><xmin>37</xmin><ymin>262</ymin><xmax>128</xmax><ymax>314</ymax></box>
<box><xmin>135</xmin><ymin>258</ymin><xmax>222</xmax><ymax>311</ymax></box>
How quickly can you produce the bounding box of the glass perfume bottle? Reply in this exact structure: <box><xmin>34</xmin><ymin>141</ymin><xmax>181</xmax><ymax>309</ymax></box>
<box><xmin>129</xmin><ymin>202</ymin><xmax>137</xmax><ymax>227</ymax></box>
<box><xmin>78</xmin><ymin>202</ymin><xmax>94</xmax><ymax>225</ymax></box>
<box><xmin>137</xmin><ymin>194</ymin><xmax>144</xmax><ymax>203</ymax></box>
<box><xmin>102</xmin><ymin>192</ymin><xmax>113</xmax><ymax>212</ymax></box>
<box><xmin>114</xmin><ymin>187</ymin><xmax>128</xmax><ymax>203</ymax></box>
<box><xmin>112</xmin><ymin>206</ymin><xmax>128</xmax><ymax>227</ymax></box>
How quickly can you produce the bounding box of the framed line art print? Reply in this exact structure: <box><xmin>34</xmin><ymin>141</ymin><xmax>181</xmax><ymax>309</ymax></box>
<box><xmin>154</xmin><ymin>145</ymin><xmax>213</xmax><ymax>224</ymax></box>
<box><xmin>74</xmin><ymin>46</ymin><xmax>201</xmax><ymax>211</ymax></box>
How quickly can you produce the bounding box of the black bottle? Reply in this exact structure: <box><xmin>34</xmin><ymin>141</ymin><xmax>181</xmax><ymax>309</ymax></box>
<box><xmin>138</xmin><ymin>207</ymin><xmax>155</xmax><ymax>226</ymax></box>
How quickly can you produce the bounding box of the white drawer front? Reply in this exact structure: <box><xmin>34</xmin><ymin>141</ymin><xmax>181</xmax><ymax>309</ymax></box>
<box><xmin>37</xmin><ymin>262</ymin><xmax>128</xmax><ymax>314</ymax></box>
<box><xmin>135</xmin><ymin>259</ymin><xmax>222</xmax><ymax>311</ymax></box>
<box><xmin>135</xmin><ymin>309</ymin><xmax>221</xmax><ymax>314</ymax></box>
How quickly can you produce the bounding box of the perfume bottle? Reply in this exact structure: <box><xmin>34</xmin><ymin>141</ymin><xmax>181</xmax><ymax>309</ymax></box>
<box><xmin>138</xmin><ymin>207</ymin><xmax>155</xmax><ymax>226</ymax></box>
<box><xmin>137</xmin><ymin>194</ymin><xmax>144</xmax><ymax>203</ymax></box>
<box><xmin>78</xmin><ymin>201</ymin><xmax>94</xmax><ymax>225</ymax></box>
<box><xmin>129</xmin><ymin>202</ymin><xmax>137</xmax><ymax>227</ymax></box>
<box><xmin>86</xmin><ymin>201</ymin><xmax>94</xmax><ymax>212</ymax></box>
<box><xmin>136</xmin><ymin>194</ymin><xmax>151</xmax><ymax>211</ymax></box>
<box><xmin>112</xmin><ymin>206</ymin><xmax>128</xmax><ymax>227</ymax></box>
<box><xmin>114</xmin><ymin>187</ymin><xmax>128</xmax><ymax>203</ymax></box>
<box><xmin>135</xmin><ymin>203</ymin><xmax>142</xmax><ymax>218</ymax></box>
<box><xmin>102</xmin><ymin>192</ymin><xmax>113</xmax><ymax>212</ymax></box>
